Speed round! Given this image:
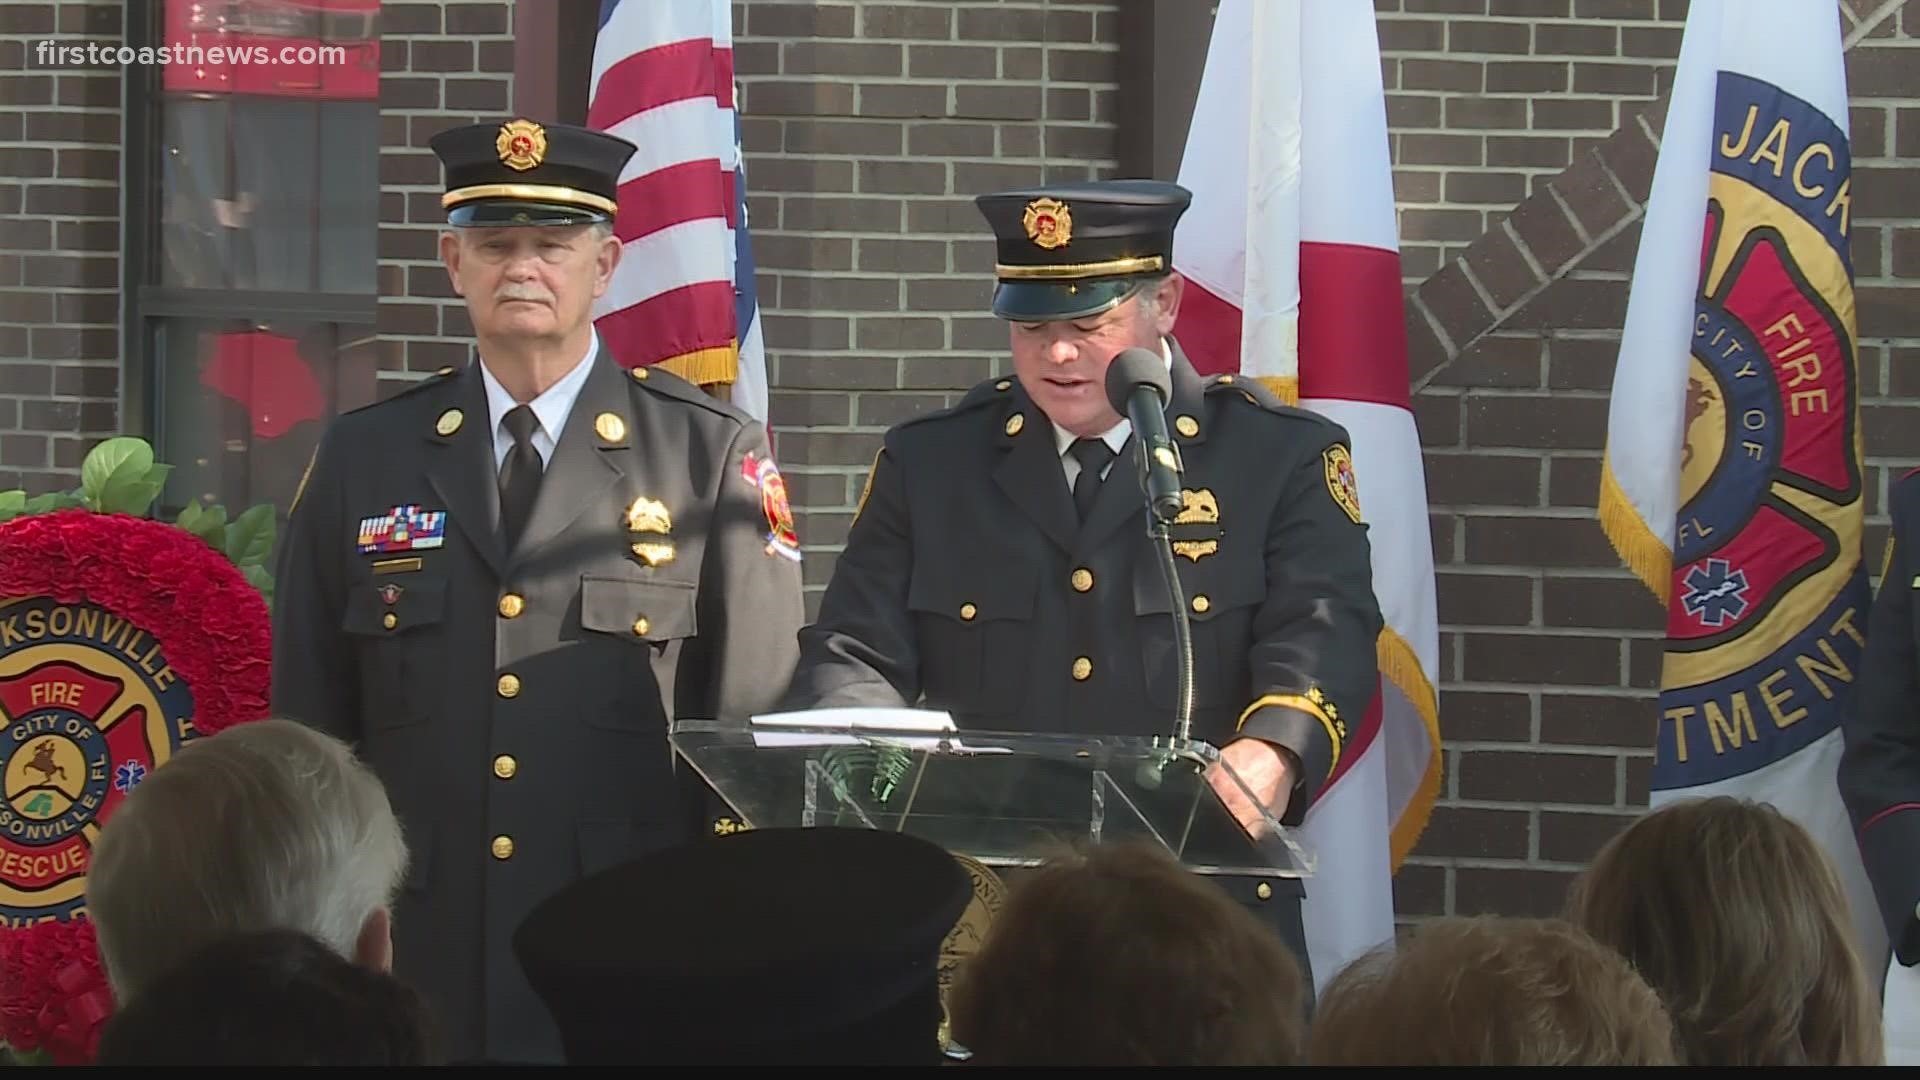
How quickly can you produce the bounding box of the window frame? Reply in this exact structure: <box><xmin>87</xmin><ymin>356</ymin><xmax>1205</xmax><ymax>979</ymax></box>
<box><xmin>119</xmin><ymin>0</ymin><xmax>380</xmax><ymax>516</ymax></box>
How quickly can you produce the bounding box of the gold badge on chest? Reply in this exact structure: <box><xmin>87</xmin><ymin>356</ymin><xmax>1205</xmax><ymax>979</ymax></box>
<box><xmin>625</xmin><ymin>496</ymin><xmax>675</xmax><ymax>567</ymax></box>
<box><xmin>1171</xmin><ymin>488</ymin><xmax>1221</xmax><ymax>562</ymax></box>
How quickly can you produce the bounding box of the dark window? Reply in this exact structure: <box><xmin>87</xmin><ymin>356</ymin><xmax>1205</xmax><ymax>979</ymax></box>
<box><xmin>125</xmin><ymin>0</ymin><xmax>381</xmax><ymax>522</ymax></box>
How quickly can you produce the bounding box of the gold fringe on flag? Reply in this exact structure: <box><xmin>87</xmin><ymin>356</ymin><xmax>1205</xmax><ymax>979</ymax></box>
<box><xmin>654</xmin><ymin>343</ymin><xmax>740</xmax><ymax>393</ymax></box>
<box><xmin>1253</xmin><ymin>374</ymin><xmax>1301</xmax><ymax>406</ymax></box>
<box><xmin>1598</xmin><ymin>452</ymin><xmax>1674</xmax><ymax>606</ymax></box>
<box><xmin>1378</xmin><ymin>627</ymin><xmax>1441</xmax><ymax>872</ymax></box>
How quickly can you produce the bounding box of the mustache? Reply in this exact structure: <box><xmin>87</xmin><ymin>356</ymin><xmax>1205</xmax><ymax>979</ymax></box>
<box><xmin>494</xmin><ymin>284</ymin><xmax>555</xmax><ymax>304</ymax></box>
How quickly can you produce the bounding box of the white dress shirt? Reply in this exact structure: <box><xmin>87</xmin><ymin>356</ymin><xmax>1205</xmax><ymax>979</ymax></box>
<box><xmin>1053</xmin><ymin>337</ymin><xmax>1174</xmax><ymax>487</ymax></box>
<box><xmin>479</xmin><ymin>335</ymin><xmax>599</xmax><ymax>471</ymax></box>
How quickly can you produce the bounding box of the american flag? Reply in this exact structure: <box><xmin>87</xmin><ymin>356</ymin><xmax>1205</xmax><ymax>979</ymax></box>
<box><xmin>588</xmin><ymin>0</ymin><xmax>767</xmax><ymax>423</ymax></box>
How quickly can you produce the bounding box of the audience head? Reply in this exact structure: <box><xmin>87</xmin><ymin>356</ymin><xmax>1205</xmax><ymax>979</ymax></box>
<box><xmin>1309</xmin><ymin>916</ymin><xmax>1679</xmax><ymax>1066</ymax></box>
<box><xmin>1565</xmin><ymin>795</ymin><xmax>1883</xmax><ymax>1065</ymax></box>
<box><xmin>87</xmin><ymin>719</ymin><xmax>408</xmax><ymax>1000</ymax></box>
<box><xmin>515</xmin><ymin>826</ymin><xmax>973</xmax><ymax>1066</ymax></box>
<box><xmin>94</xmin><ymin>928</ymin><xmax>437</xmax><ymax>1065</ymax></box>
<box><xmin>947</xmin><ymin>838</ymin><xmax>1307</xmax><ymax>1066</ymax></box>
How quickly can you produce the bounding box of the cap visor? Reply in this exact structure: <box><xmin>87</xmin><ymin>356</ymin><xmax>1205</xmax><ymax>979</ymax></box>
<box><xmin>448</xmin><ymin>200</ymin><xmax>611</xmax><ymax>227</ymax></box>
<box><xmin>991</xmin><ymin>278</ymin><xmax>1140</xmax><ymax>322</ymax></box>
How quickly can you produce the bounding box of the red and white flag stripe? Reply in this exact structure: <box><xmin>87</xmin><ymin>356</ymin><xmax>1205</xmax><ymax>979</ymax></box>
<box><xmin>1173</xmin><ymin>0</ymin><xmax>1441</xmax><ymax>989</ymax></box>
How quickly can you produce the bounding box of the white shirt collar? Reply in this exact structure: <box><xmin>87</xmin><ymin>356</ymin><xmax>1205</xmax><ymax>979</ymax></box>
<box><xmin>1051</xmin><ymin>336</ymin><xmax>1174</xmax><ymax>460</ymax></box>
<box><xmin>479</xmin><ymin>334</ymin><xmax>598</xmax><ymax>468</ymax></box>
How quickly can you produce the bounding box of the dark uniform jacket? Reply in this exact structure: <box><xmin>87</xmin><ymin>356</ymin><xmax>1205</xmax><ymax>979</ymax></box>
<box><xmin>270</xmin><ymin>348</ymin><xmax>805</xmax><ymax>1063</ymax></box>
<box><xmin>1841</xmin><ymin>468</ymin><xmax>1920</xmax><ymax>966</ymax></box>
<box><xmin>783</xmin><ymin>339</ymin><xmax>1383</xmax><ymax>892</ymax></box>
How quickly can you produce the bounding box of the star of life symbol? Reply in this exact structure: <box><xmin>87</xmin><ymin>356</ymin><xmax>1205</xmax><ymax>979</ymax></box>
<box><xmin>1682</xmin><ymin>558</ymin><xmax>1751</xmax><ymax>628</ymax></box>
<box><xmin>113</xmin><ymin>760</ymin><xmax>146</xmax><ymax>794</ymax></box>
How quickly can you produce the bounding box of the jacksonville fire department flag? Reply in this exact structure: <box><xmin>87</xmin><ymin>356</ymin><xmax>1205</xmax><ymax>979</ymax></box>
<box><xmin>1172</xmin><ymin>0</ymin><xmax>1442</xmax><ymax>989</ymax></box>
<box><xmin>588</xmin><ymin>0</ymin><xmax>768</xmax><ymax>422</ymax></box>
<box><xmin>1598</xmin><ymin>0</ymin><xmax>1884</xmax><ymax>972</ymax></box>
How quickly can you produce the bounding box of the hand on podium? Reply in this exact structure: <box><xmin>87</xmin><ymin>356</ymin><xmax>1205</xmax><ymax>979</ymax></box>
<box><xmin>1208</xmin><ymin>738</ymin><xmax>1294</xmax><ymax>838</ymax></box>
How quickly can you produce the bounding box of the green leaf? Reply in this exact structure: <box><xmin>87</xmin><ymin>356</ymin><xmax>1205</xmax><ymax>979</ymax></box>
<box><xmin>175</xmin><ymin>501</ymin><xmax>204</xmax><ymax>531</ymax></box>
<box><xmin>97</xmin><ymin>475</ymin><xmax>166</xmax><ymax>517</ymax></box>
<box><xmin>22</xmin><ymin>491</ymin><xmax>85</xmax><ymax>514</ymax></box>
<box><xmin>0</xmin><ymin>491</ymin><xmax>24</xmax><ymax>522</ymax></box>
<box><xmin>224</xmin><ymin>504</ymin><xmax>276</xmax><ymax>568</ymax></box>
<box><xmin>80</xmin><ymin>438</ymin><xmax>153</xmax><ymax>505</ymax></box>
<box><xmin>184</xmin><ymin>503</ymin><xmax>228</xmax><ymax>548</ymax></box>
<box><xmin>242</xmin><ymin>562</ymin><xmax>276</xmax><ymax>606</ymax></box>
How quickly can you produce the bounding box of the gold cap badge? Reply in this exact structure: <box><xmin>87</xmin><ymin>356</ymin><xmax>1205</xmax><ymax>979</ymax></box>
<box><xmin>496</xmin><ymin>119</ymin><xmax>547</xmax><ymax>171</ymax></box>
<box><xmin>1022</xmin><ymin>197</ymin><xmax>1072</xmax><ymax>250</ymax></box>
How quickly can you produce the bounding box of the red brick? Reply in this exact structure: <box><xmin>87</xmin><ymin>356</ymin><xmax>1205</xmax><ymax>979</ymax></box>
<box><xmin>1464</xmin><ymin>515</ymin><xmax>1625</xmax><ymax>568</ymax></box>
<box><xmin>1547</xmin><ymin>455</ymin><xmax>1605</xmax><ymax>507</ymax></box>
<box><xmin>1462</xmin><ymin>227</ymin><xmax>1544</xmax><ymax>311</ymax></box>
<box><xmin>1462</xmin><ymin>631</ymin><xmax>1623</xmax><ymax>685</ymax></box>
<box><xmin>1421</xmin><ymin>806</ymin><xmax>1532</xmax><ymax>859</ymax></box>
<box><xmin>1439</xmin><ymin>570</ymin><xmax>1536</xmax><ymax>625</ymax></box>
<box><xmin>1459</xmin><ymin>750</ymin><xmax>1617</xmax><ymax>803</ymax></box>
<box><xmin>1540</xmin><ymin>811</ymin><xmax>1635</xmax><ymax>863</ymax></box>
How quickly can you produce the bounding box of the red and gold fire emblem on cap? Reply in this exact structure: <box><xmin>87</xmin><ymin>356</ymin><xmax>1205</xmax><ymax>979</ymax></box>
<box><xmin>496</xmin><ymin>119</ymin><xmax>547</xmax><ymax>172</ymax></box>
<box><xmin>1022</xmin><ymin>197</ymin><xmax>1072</xmax><ymax>250</ymax></box>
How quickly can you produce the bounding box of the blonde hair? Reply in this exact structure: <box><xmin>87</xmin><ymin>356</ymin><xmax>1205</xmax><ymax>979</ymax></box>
<box><xmin>1309</xmin><ymin>916</ymin><xmax>1679</xmax><ymax>1066</ymax></box>
<box><xmin>1565</xmin><ymin>796</ymin><xmax>1883</xmax><ymax>1065</ymax></box>
<box><xmin>87</xmin><ymin>720</ymin><xmax>408</xmax><ymax>1001</ymax></box>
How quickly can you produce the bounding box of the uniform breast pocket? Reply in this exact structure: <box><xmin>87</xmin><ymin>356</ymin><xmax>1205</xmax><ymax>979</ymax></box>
<box><xmin>577</xmin><ymin>575</ymin><xmax>698</xmax><ymax>731</ymax></box>
<box><xmin>340</xmin><ymin>577</ymin><xmax>449</xmax><ymax>729</ymax></box>
<box><xmin>906</xmin><ymin>564</ymin><xmax>1036</xmax><ymax>717</ymax></box>
<box><xmin>1134</xmin><ymin>559</ymin><xmax>1264</xmax><ymax>710</ymax></box>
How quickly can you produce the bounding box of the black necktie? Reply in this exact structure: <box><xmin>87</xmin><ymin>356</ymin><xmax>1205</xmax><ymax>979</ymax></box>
<box><xmin>1069</xmin><ymin>437</ymin><xmax>1115</xmax><ymax>521</ymax></box>
<box><xmin>498</xmin><ymin>404</ymin><xmax>543</xmax><ymax>548</ymax></box>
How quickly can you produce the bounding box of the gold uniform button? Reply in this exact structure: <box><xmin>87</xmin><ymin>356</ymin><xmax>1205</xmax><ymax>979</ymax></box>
<box><xmin>497</xmin><ymin>673</ymin><xmax>521</xmax><ymax>699</ymax></box>
<box><xmin>994</xmin><ymin>379</ymin><xmax>1011</xmax><ymax>391</ymax></box>
<box><xmin>1004</xmin><ymin>414</ymin><xmax>1025</xmax><ymax>436</ymax></box>
<box><xmin>1071</xmin><ymin>568</ymin><xmax>1093</xmax><ymax>593</ymax></box>
<box><xmin>493</xmin><ymin>755</ymin><xmax>517</xmax><ymax>780</ymax></box>
<box><xmin>498</xmin><ymin>593</ymin><xmax>524</xmax><ymax>619</ymax></box>
<box><xmin>1192</xmin><ymin>594</ymin><xmax>1211</xmax><ymax>614</ymax></box>
<box><xmin>631</xmin><ymin>367</ymin><xmax>649</xmax><ymax>381</ymax></box>
<box><xmin>1072</xmin><ymin>657</ymin><xmax>1093</xmax><ymax>681</ymax></box>
<box><xmin>435</xmin><ymin>408</ymin><xmax>463</xmax><ymax>436</ymax></box>
<box><xmin>1176</xmin><ymin>415</ymin><xmax>1199</xmax><ymax>438</ymax></box>
<box><xmin>491</xmin><ymin>835</ymin><xmax>515</xmax><ymax>860</ymax></box>
<box><xmin>959</xmin><ymin>603</ymin><xmax>977</xmax><ymax>621</ymax></box>
<box><xmin>1256</xmin><ymin>881</ymin><xmax>1273</xmax><ymax>901</ymax></box>
<box><xmin>382</xmin><ymin>612</ymin><xmax>398</xmax><ymax>630</ymax></box>
<box><xmin>632</xmin><ymin>616</ymin><xmax>651</xmax><ymax>636</ymax></box>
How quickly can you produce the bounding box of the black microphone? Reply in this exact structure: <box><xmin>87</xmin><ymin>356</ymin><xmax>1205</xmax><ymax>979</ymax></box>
<box><xmin>1103</xmin><ymin>347</ymin><xmax>1183</xmax><ymax>525</ymax></box>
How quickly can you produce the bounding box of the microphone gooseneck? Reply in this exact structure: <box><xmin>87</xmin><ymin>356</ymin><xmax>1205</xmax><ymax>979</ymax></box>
<box><xmin>1103</xmin><ymin>347</ymin><xmax>1195</xmax><ymax>747</ymax></box>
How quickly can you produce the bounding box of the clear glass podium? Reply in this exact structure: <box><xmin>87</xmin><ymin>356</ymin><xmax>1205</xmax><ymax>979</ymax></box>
<box><xmin>669</xmin><ymin>711</ymin><xmax>1313</xmax><ymax>880</ymax></box>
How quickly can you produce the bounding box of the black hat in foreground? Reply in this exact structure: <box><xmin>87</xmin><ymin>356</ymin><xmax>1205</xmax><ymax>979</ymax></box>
<box><xmin>514</xmin><ymin>826</ymin><xmax>974</xmax><ymax>1066</ymax></box>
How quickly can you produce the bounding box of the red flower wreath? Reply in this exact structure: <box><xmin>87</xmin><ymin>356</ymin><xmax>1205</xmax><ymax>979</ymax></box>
<box><xmin>0</xmin><ymin>510</ymin><xmax>272</xmax><ymax>736</ymax></box>
<box><xmin>0</xmin><ymin>509</ymin><xmax>274</xmax><ymax>1064</ymax></box>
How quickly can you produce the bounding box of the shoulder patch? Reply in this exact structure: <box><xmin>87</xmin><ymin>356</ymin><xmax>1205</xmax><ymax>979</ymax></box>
<box><xmin>1323</xmin><ymin>444</ymin><xmax>1363</xmax><ymax>524</ymax></box>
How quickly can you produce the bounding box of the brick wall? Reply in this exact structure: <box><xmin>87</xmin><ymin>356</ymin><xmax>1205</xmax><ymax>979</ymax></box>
<box><xmin>375</xmin><ymin>0</ymin><xmax>516</xmax><ymax>382</ymax></box>
<box><xmin>734</xmin><ymin>0</ymin><xmax>1123</xmax><ymax>612</ymax></box>
<box><xmin>1378</xmin><ymin>0</ymin><xmax>1688</xmax><ymax>286</ymax></box>
<box><xmin>1</xmin><ymin>0</ymin><xmax>124</xmax><ymax>495</ymax></box>
<box><xmin>1396</xmin><ymin>0</ymin><xmax>1920</xmax><ymax>920</ymax></box>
